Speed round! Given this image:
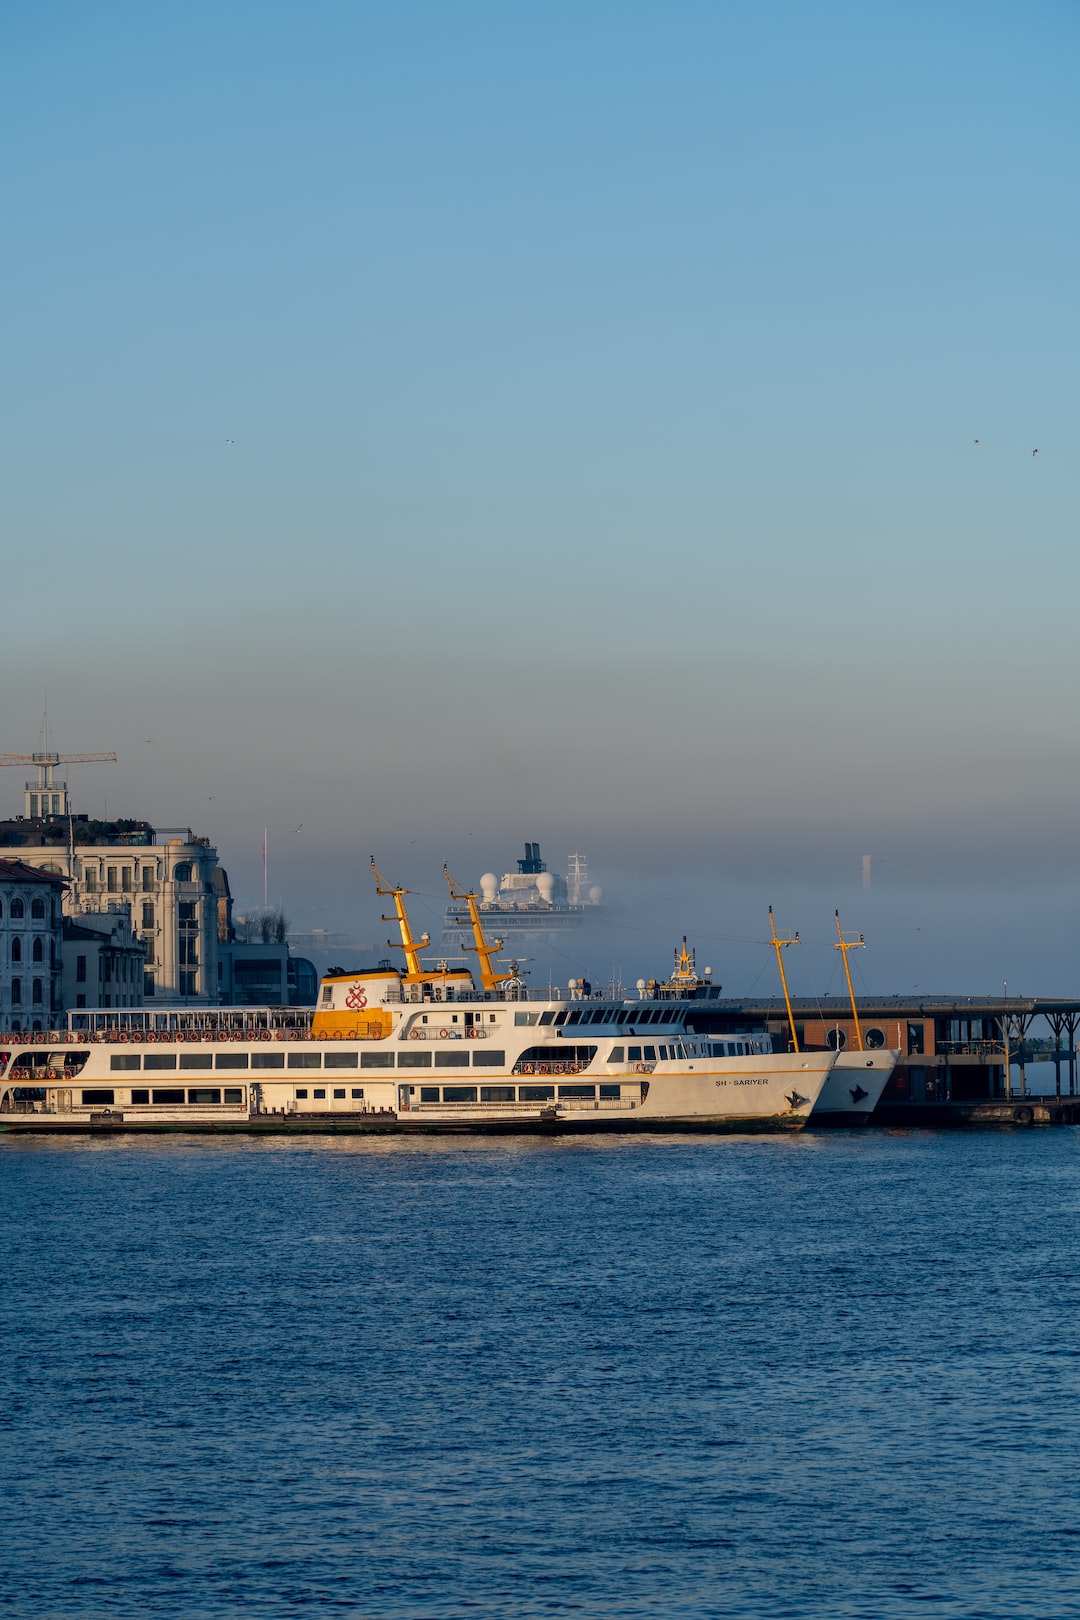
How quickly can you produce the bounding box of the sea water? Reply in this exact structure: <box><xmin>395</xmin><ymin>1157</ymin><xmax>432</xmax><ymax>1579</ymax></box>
<box><xmin>3</xmin><ymin>1129</ymin><xmax>1080</xmax><ymax>1619</ymax></box>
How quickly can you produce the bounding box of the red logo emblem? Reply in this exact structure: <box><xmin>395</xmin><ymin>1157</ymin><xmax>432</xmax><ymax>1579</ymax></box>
<box><xmin>344</xmin><ymin>984</ymin><xmax>368</xmax><ymax>1010</ymax></box>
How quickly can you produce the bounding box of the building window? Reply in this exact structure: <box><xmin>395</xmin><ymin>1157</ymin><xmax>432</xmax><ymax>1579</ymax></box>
<box><xmin>144</xmin><ymin>972</ymin><xmax>155</xmax><ymax>997</ymax></box>
<box><xmin>122</xmin><ymin>867</ymin><xmax>133</xmax><ymax>892</ymax></box>
<box><xmin>31</xmin><ymin>897</ymin><xmax>45</xmax><ymax>920</ymax></box>
<box><xmin>76</xmin><ymin>994</ymin><xmax>86</xmax><ymax>1008</ymax></box>
<box><xmin>174</xmin><ymin>863</ymin><xmax>192</xmax><ymax>883</ymax></box>
<box><xmin>11</xmin><ymin>938</ymin><xmax>20</xmax><ymax>963</ymax></box>
<box><xmin>10</xmin><ymin>899</ymin><xmax>24</xmax><ymax>919</ymax></box>
<box><xmin>84</xmin><ymin>870</ymin><xmax>97</xmax><ymax>893</ymax></box>
<box><xmin>107</xmin><ymin>867</ymin><xmax>118</xmax><ymax>893</ymax></box>
<box><xmin>32</xmin><ymin>979</ymin><xmax>42</xmax><ymax>1005</ymax></box>
<box><xmin>32</xmin><ymin>938</ymin><xmax>43</xmax><ymax>963</ymax></box>
<box><xmin>144</xmin><ymin>937</ymin><xmax>154</xmax><ymax>960</ymax></box>
<box><xmin>180</xmin><ymin>971</ymin><xmax>197</xmax><ymax>995</ymax></box>
<box><xmin>141</xmin><ymin>902</ymin><xmax>154</xmax><ymax>929</ymax></box>
<box><xmin>142</xmin><ymin>866</ymin><xmax>155</xmax><ymax>891</ymax></box>
<box><xmin>11</xmin><ymin>978</ymin><xmax>21</xmax><ymax>1005</ymax></box>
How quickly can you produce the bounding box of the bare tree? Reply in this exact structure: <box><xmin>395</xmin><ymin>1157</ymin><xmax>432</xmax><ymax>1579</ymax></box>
<box><xmin>256</xmin><ymin>906</ymin><xmax>290</xmax><ymax>944</ymax></box>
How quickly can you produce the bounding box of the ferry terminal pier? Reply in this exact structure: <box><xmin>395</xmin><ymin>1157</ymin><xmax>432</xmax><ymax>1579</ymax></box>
<box><xmin>686</xmin><ymin>993</ymin><xmax>1080</xmax><ymax>1126</ymax></box>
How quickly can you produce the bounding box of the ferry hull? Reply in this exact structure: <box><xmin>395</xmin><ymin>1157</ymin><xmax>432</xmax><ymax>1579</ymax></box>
<box><xmin>808</xmin><ymin>1050</ymin><xmax>898</xmax><ymax>1127</ymax></box>
<box><xmin>0</xmin><ymin>1048</ymin><xmax>834</xmax><ymax>1135</ymax></box>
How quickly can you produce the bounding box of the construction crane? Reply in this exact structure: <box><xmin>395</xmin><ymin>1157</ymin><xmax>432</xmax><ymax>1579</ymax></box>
<box><xmin>0</xmin><ymin>752</ymin><xmax>117</xmax><ymax>819</ymax></box>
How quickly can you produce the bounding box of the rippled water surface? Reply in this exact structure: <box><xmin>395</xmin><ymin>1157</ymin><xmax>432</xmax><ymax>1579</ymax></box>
<box><xmin>4</xmin><ymin>1129</ymin><xmax>1080</xmax><ymax>1618</ymax></box>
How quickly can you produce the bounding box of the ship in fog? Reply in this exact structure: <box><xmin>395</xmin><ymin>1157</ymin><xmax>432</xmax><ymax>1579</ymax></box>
<box><xmin>440</xmin><ymin>842</ymin><xmax>604</xmax><ymax>950</ymax></box>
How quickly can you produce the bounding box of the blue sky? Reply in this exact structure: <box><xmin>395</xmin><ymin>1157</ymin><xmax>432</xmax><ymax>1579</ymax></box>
<box><xmin>3</xmin><ymin>1</ymin><xmax>1078</xmax><ymax>988</ymax></box>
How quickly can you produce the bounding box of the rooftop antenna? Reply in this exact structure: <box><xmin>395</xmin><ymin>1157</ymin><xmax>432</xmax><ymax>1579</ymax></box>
<box><xmin>835</xmin><ymin>909</ymin><xmax>866</xmax><ymax>1050</ymax></box>
<box><xmin>768</xmin><ymin>906</ymin><xmax>800</xmax><ymax>1052</ymax></box>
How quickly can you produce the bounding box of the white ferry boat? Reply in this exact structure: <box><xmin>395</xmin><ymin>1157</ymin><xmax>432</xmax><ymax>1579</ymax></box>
<box><xmin>0</xmin><ymin>864</ymin><xmax>837</xmax><ymax>1135</ymax></box>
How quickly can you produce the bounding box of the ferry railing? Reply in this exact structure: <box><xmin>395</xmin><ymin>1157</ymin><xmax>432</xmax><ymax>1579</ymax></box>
<box><xmin>935</xmin><ymin>1040</ymin><xmax>1006</xmax><ymax>1057</ymax></box>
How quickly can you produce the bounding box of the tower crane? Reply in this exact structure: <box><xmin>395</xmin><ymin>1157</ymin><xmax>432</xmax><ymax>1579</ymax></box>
<box><xmin>0</xmin><ymin>752</ymin><xmax>117</xmax><ymax>819</ymax></box>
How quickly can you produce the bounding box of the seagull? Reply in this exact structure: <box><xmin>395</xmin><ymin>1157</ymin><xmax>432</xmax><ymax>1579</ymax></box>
<box><xmin>1033</xmin><ymin>448</ymin><xmax>1038</xmax><ymax>456</ymax></box>
<box><xmin>225</xmin><ymin>438</ymin><xmax>235</xmax><ymax>445</ymax></box>
<box><xmin>294</xmin><ymin>824</ymin><xmax>303</xmax><ymax>833</ymax></box>
<box><xmin>973</xmin><ymin>439</ymin><xmax>980</xmax><ymax>445</ymax></box>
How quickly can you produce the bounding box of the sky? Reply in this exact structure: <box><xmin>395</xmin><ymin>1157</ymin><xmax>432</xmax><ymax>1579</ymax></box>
<box><xmin>3</xmin><ymin>1</ymin><xmax>1078</xmax><ymax>993</ymax></box>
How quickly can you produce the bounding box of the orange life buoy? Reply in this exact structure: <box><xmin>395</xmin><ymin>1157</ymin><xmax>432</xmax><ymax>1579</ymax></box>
<box><xmin>440</xmin><ymin>1028</ymin><xmax>450</xmax><ymax>1039</ymax></box>
<box><xmin>467</xmin><ymin>1027</ymin><xmax>480</xmax><ymax>1038</ymax></box>
<box><xmin>260</xmin><ymin>1031</ymin><xmax>271</xmax><ymax>1041</ymax></box>
<box><xmin>289</xmin><ymin>1031</ymin><xmax>299</xmax><ymax>1041</ymax></box>
<box><xmin>409</xmin><ymin>1030</ymin><xmax>421</xmax><ymax>1040</ymax></box>
<box><xmin>537</xmin><ymin>1064</ymin><xmax>549</xmax><ymax>1075</ymax></box>
<box><xmin>636</xmin><ymin>1063</ymin><xmax>648</xmax><ymax>1073</ymax></box>
<box><xmin>274</xmin><ymin>1031</ymin><xmax>285</xmax><ymax>1041</ymax></box>
<box><xmin>119</xmin><ymin>1033</ymin><xmax>129</xmax><ymax>1044</ymax></box>
<box><xmin>553</xmin><ymin>1063</ymin><xmax>564</xmax><ymax>1075</ymax></box>
<box><xmin>522</xmin><ymin>1063</ymin><xmax>534</xmax><ymax>1075</ymax></box>
<box><xmin>131</xmin><ymin>1032</ymin><xmax>142</xmax><ymax>1044</ymax></box>
<box><xmin>146</xmin><ymin>1032</ymin><xmax>157</xmax><ymax>1043</ymax></box>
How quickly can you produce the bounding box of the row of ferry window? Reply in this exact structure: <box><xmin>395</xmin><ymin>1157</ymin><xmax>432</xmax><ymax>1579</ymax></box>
<box><xmin>515</xmin><ymin>1007</ymin><xmax>679</xmax><ymax>1028</ymax></box>
<box><xmin>409</xmin><ymin>1084</ymin><xmax>622</xmax><ymax>1103</ymax></box>
<box><xmin>109</xmin><ymin>1051</ymin><xmax>374</xmax><ymax>1072</ymax></box>
<box><xmin>104</xmin><ymin>1042</ymin><xmax>748</xmax><ymax>1072</ymax></box>
<box><xmin>82</xmin><ymin>1088</ymin><xmax>246</xmax><ymax>1105</ymax></box>
<box><xmin>82</xmin><ymin>1087</ymin><xmax>369</xmax><ymax>1105</ymax></box>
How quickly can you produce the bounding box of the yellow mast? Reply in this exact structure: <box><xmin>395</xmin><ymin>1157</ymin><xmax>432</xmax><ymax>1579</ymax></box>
<box><xmin>371</xmin><ymin>857</ymin><xmax>431</xmax><ymax>983</ymax></box>
<box><xmin>443</xmin><ymin>865</ymin><xmax>512</xmax><ymax>993</ymax></box>
<box><xmin>834</xmin><ymin>909</ymin><xmax>865</xmax><ymax>1050</ymax></box>
<box><xmin>768</xmin><ymin>906</ymin><xmax>800</xmax><ymax>1053</ymax></box>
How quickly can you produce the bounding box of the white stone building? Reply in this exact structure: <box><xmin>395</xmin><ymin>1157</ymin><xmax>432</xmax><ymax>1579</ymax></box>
<box><xmin>2</xmin><ymin>810</ymin><xmax>220</xmax><ymax>1006</ymax></box>
<box><xmin>63</xmin><ymin>911</ymin><xmax>145</xmax><ymax>1012</ymax></box>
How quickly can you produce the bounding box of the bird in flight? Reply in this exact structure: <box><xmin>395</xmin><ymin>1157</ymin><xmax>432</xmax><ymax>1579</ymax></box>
<box><xmin>225</xmin><ymin>438</ymin><xmax>235</xmax><ymax>445</ymax></box>
<box><xmin>1033</xmin><ymin>448</ymin><xmax>1038</xmax><ymax>457</ymax></box>
<box><xmin>973</xmin><ymin>439</ymin><xmax>980</xmax><ymax>446</ymax></box>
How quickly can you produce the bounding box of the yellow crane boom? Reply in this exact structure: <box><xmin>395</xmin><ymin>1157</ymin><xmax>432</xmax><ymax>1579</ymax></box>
<box><xmin>0</xmin><ymin>752</ymin><xmax>117</xmax><ymax>767</ymax></box>
<box><xmin>834</xmin><ymin>909</ymin><xmax>866</xmax><ymax>1050</ymax></box>
<box><xmin>768</xmin><ymin>906</ymin><xmax>801</xmax><ymax>1052</ymax></box>
<box><xmin>443</xmin><ymin>864</ymin><xmax>511</xmax><ymax>992</ymax></box>
<box><xmin>370</xmin><ymin>857</ymin><xmax>431</xmax><ymax>982</ymax></box>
